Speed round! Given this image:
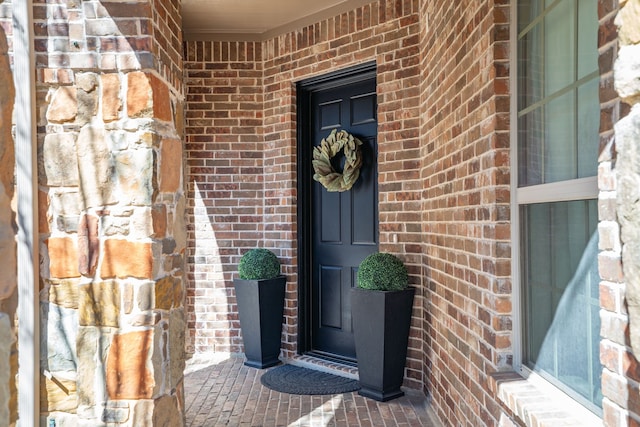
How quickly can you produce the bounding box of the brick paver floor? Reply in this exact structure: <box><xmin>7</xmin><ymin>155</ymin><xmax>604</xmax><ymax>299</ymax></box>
<box><xmin>184</xmin><ymin>354</ymin><xmax>441</xmax><ymax>427</ymax></box>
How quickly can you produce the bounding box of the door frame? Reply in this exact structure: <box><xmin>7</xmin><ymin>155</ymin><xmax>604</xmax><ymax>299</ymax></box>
<box><xmin>296</xmin><ymin>61</ymin><xmax>377</xmax><ymax>357</ymax></box>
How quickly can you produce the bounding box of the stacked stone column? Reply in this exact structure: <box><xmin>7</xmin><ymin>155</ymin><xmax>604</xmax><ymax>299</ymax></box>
<box><xmin>606</xmin><ymin>0</ymin><xmax>640</xmax><ymax>424</ymax></box>
<box><xmin>615</xmin><ymin>0</ymin><xmax>640</xmax><ymax>357</ymax></box>
<box><xmin>37</xmin><ymin>0</ymin><xmax>185</xmax><ymax>425</ymax></box>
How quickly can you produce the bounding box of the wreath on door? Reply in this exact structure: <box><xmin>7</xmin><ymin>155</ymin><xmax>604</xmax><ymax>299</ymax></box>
<box><xmin>312</xmin><ymin>129</ymin><xmax>364</xmax><ymax>192</ymax></box>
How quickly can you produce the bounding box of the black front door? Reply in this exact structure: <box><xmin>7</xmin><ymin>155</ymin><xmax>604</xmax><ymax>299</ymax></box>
<box><xmin>298</xmin><ymin>65</ymin><xmax>378</xmax><ymax>363</ymax></box>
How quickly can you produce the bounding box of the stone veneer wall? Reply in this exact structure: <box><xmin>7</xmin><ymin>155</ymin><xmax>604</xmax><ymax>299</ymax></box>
<box><xmin>0</xmin><ymin>0</ymin><xmax>16</xmax><ymax>423</ymax></box>
<box><xmin>35</xmin><ymin>0</ymin><xmax>186</xmax><ymax>425</ymax></box>
<box><xmin>602</xmin><ymin>0</ymin><xmax>640</xmax><ymax>425</ymax></box>
<box><xmin>184</xmin><ymin>0</ymin><xmax>424</xmax><ymax>384</ymax></box>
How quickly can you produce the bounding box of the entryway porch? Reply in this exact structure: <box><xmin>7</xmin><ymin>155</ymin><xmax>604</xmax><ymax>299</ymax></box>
<box><xmin>184</xmin><ymin>354</ymin><xmax>441</xmax><ymax>426</ymax></box>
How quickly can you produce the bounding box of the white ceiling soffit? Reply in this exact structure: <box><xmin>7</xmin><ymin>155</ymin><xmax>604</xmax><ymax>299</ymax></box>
<box><xmin>182</xmin><ymin>0</ymin><xmax>374</xmax><ymax>41</ymax></box>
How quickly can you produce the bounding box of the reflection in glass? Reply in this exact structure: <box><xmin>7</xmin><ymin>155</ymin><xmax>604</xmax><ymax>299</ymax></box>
<box><xmin>522</xmin><ymin>200</ymin><xmax>602</xmax><ymax>411</ymax></box>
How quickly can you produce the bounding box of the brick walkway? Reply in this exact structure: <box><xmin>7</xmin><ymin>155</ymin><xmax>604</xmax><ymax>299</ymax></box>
<box><xmin>184</xmin><ymin>354</ymin><xmax>441</xmax><ymax>427</ymax></box>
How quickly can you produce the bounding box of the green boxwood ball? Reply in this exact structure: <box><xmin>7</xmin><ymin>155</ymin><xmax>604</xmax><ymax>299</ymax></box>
<box><xmin>238</xmin><ymin>248</ymin><xmax>281</xmax><ymax>280</ymax></box>
<box><xmin>357</xmin><ymin>252</ymin><xmax>408</xmax><ymax>291</ymax></box>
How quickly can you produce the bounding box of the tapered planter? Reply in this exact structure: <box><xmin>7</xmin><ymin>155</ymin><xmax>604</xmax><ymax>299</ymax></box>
<box><xmin>234</xmin><ymin>276</ymin><xmax>286</xmax><ymax>368</ymax></box>
<box><xmin>351</xmin><ymin>286</ymin><xmax>415</xmax><ymax>401</ymax></box>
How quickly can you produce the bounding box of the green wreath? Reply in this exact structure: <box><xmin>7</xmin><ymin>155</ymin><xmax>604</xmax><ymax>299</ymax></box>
<box><xmin>312</xmin><ymin>129</ymin><xmax>364</xmax><ymax>192</ymax></box>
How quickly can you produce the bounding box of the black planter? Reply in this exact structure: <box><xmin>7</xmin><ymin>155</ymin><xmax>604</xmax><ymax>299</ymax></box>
<box><xmin>351</xmin><ymin>286</ymin><xmax>415</xmax><ymax>402</ymax></box>
<box><xmin>234</xmin><ymin>276</ymin><xmax>286</xmax><ymax>369</ymax></box>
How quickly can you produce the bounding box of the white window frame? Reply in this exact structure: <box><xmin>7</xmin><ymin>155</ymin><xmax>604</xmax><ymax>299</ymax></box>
<box><xmin>509</xmin><ymin>0</ymin><xmax>602</xmax><ymax>423</ymax></box>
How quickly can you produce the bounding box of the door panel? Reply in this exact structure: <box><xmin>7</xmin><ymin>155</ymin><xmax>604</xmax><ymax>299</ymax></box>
<box><xmin>310</xmin><ymin>77</ymin><xmax>378</xmax><ymax>361</ymax></box>
<box><xmin>319</xmin><ymin>266</ymin><xmax>342</xmax><ymax>329</ymax></box>
<box><xmin>352</xmin><ymin>137</ymin><xmax>377</xmax><ymax>245</ymax></box>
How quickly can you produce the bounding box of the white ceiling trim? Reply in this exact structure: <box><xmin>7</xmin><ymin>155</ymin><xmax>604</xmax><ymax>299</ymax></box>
<box><xmin>182</xmin><ymin>0</ymin><xmax>375</xmax><ymax>41</ymax></box>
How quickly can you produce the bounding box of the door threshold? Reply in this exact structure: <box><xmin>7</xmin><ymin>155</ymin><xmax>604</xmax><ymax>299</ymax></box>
<box><xmin>287</xmin><ymin>353</ymin><xmax>359</xmax><ymax>380</ymax></box>
<box><xmin>306</xmin><ymin>351</ymin><xmax>357</xmax><ymax>367</ymax></box>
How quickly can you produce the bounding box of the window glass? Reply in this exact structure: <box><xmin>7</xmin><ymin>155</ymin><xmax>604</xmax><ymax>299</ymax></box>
<box><xmin>544</xmin><ymin>92</ymin><xmax>576</xmax><ymax>182</ymax></box>
<box><xmin>577</xmin><ymin>78</ymin><xmax>599</xmax><ymax>178</ymax></box>
<box><xmin>578</xmin><ymin>1</ymin><xmax>599</xmax><ymax>79</ymax></box>
<box><xmin>518</xmin><ymin>26</ymin><xmax>544</xmax><ymax>110</ymax></box>
<box><xmin>517</xmin><ymin>0</ymin><xmax>603</xmax><ymax>414</ymax></box>
<box><xmin>517</xmin><ymin>109</ymin><xmax>543</xmax><ymax>186</ymax></box>
<box><xmin>544</xmin><ymin>1</ymin><xmax>575</xmax><ymax>96</ymax></box>
<box><xmin>517</xmin><ymin>0</ymin><xmax>599</xmax><ymax>187</ymax></box>
<box><xmin>518</xmin><ymin>0</ymin><xmax>543</xmax><ymax>32</ymax></box>
<box><xmin>522</xmin><ymin>200</ymin><xmax>602</xmax><ymax>409</ymax></box>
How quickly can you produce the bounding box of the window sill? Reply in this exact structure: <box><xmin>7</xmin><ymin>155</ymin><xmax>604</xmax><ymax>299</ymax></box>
<box><xmin>489</xmin><ymin>371</ymin><xmax>603</xmax><ymax>427</ymax></box>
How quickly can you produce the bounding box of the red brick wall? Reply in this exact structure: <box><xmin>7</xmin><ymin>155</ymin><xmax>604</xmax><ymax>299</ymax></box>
<box><xmin>0</xmin><ymin>0</ymin><xmax>634</xmax><ymax>425</ymax></box>
<box><xmin>151</xmin><ymin>0</ymin><xmax>183</xmax><ymax>94</ymax></box>
<box><xmin>184</xmin><ymin>41</ymin><xmax>264</xmax><ymax>353</ymax></box>
<box><xmin>186</xmin><ymin>0</ymin><xmax>638</xmax><ymax>426</ymax></box>
<box><xmin>419</xmin><ymin>1</ymin><xmax>511</xmax><ymax>425</ymax></box>
<box><xmin>263</xmin><ymin>0</ymin><xmax>423</xmax><ymax>373</ymax></box>
<box><xmin>184</xmin><ymin>1</ymin><xmax>424</xmax><ymax>376</ymax></box>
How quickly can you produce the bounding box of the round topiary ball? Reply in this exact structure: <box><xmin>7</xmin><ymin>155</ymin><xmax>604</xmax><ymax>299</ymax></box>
<box><xmin>238</xmin><ymin>248</ymin><xmax>281</xmax><ymax>280</ymax></box>
<box><xmin>357</xmin><ymin>252</ymin><xmax>408</xmax><ymax>291</ymax></box>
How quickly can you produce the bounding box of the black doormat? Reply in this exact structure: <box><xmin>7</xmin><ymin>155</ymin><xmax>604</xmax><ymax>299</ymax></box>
<box><xmin>260</xmin><ymin>364</ymin><xmax>361</xmax><ymax>395</ymax></box>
